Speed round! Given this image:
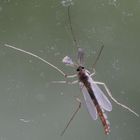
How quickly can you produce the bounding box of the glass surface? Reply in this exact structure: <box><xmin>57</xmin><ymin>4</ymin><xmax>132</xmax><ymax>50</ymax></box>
<box><xmin>0</xmin><ymin>0</ymin><xmax>139</xmax><ymax>140</ymax></box>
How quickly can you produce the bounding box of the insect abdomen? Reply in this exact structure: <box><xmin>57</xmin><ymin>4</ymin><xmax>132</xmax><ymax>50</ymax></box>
<box><xmin>96</xmin><ymin>105</ymin><xmax>110</xmax><ymax>135</ymax></box>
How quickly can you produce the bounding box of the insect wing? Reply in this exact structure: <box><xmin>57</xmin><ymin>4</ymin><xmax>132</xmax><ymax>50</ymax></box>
<box><xmin>88</xmin><ymin>76</ymin><xmax>112</xmax><ymax>112</ymax></box>
<box><xmin>77</xmin><ymin>48</ymin><xmax>84</xmax><ymax>66</ymax></box>
<box><xmin>79</xmin><ymin>82</ymin><xmax>97</xmax><ymax>120</ymax></box>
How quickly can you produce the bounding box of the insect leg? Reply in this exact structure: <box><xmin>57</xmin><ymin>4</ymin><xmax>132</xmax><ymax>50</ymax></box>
<box><xmin>52</xmin><ymin>73</ymin><xmax>78</xmax><ymax>85</ymax></box>
<box><xmin>92</xmin><ymin>44</ymin><xmax>104</xmax><ymax>69</ymax></box>
<box><xmin>61</xmin><ymin>98</ymin><xmax>82</xmax><ymax>136</ymax></box>
<box><xmin>93</xmin><ymin>81</ymin><xmax>139</xmax><ymax>117</ymax></box>
<box><xmin>90</xmin><ymin>68</ymin><xmax>96</xmax><ymax>77</ymax></box>
<box><xmin>3</xmin><ymin>44</ymin><xmax>67</xmax><ymax>77</ymax></box>
<box><xmin>66</xmin><ymin>74</ymin><xmax>77</xmax><ymax>78</ymax></box>
<box><xmin>52</xmin><ymin>80</ymin><xmax>78</xmax><ymax>85</ymax></box>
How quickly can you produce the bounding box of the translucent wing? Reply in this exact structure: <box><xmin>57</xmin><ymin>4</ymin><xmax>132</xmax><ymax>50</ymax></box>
<box><xmin>77</xmin><ymin>48</ymin><xmax>84</xmax><ymax>66</ymax></box>
<box><xmin>88</xmin><ymin>75</ymin><xmax>112</xmax><ymax>112</ymax></box>
<box><xmin>79</xmin><ymin>82</ymin><xmax>97</xmax><ymax>120</ymax></box>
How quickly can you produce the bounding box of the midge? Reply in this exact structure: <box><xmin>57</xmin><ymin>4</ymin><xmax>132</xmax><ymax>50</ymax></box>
<box><xmin>2</xmin><ymin>44</ymin><xmax>139</xmax><ymax>135</ymax></box>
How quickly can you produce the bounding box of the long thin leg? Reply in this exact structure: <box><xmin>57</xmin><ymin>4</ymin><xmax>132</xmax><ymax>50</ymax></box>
<box><xmin>66</xmin><ymin>74</ymin><xmax>77</xmax><ymax>78</ymax></box>
<box><xmin>67</xmin><ymin>5</ymin><xmax>79</xmax><ymax>48</ymax></box>
<box><xmin>3</xmin><ymin>44</ymin><xmax>66</xmax><ymax>76</ymax></box>
<box><xmin>52</xmin><ymin>80</ymin><xmax>78</xmax><ymax>85</ymax></box>
<box><xmin>3</xmin><ymin>44</ymin><xmax>79</xmax><ymax>79</ymax></box>
<box><xmin>90</xmin><ymin>68</ymin><xmax>96</xmax><ymax>77</ymax></box>
<box><xmin>93</xmin><ymin>81</ymin><xmax>139</xmax><ymax>117</ymax></box>
<box><xmin>61</xmin><ymin>98</ymin><xmax>82</xmax><ymax>136</ymax></box>
<box><xmin>92</xmin><ymin>44</ymin><xmax>104</xmax><ymax>69</ymax></box>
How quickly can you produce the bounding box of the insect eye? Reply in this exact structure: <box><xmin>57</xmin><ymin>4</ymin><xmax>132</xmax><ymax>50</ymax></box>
<box><xmin>76</xmin><ymin>68</ymin><xmax>80</xmax><ymax>71</ymax></box>
<box><xmin>81</xmin><ymin>66</ymin><xmax>84</xmax><ymax>69</ymax></box>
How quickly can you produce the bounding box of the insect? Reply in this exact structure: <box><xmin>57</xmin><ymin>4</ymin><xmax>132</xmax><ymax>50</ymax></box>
<box><xmin>2</xmin><ymin>43</ymin><xmax>139</xmax><ymax>136</ymax></box>
<box><xmin>61</xmin><ymin>47</ymin><xmax>112</xmax><ymax>135</ymax></box>
<box><xmin>1</xmin><ymin>3</ymin><xmax>139</xmax><ymax>136</ymax></box>
<box><xmin>58</xmin><ymin>46</ymin><xmax>139</xmax><ymax>135</ymax></box>
<box><xmin>57</xmin><ymin>4</ymin><xmax>139</xmax><ymax>135</ymax></box>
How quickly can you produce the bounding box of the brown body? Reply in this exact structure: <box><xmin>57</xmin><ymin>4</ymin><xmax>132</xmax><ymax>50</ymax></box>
<box><xmin>77</xmin><ymin>66</ymin><xmax>110</xmax><ymax>134</ymax></box>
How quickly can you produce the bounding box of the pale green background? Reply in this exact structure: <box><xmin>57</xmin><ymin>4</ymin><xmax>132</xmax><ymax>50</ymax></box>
<box><xmin>0</xmin><ymin>0</ymin><xmax>139</xmax><ymax>140</ymax></box>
